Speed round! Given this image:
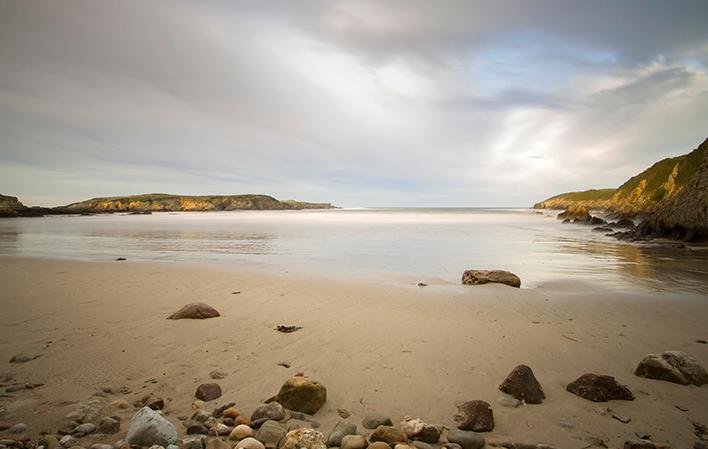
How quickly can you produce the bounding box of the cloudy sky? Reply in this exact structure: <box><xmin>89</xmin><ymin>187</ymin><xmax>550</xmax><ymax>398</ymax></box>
<box><xmin>1</xmin><ymin>1</ymin><xmax>707</xmax><ymax>207</ymax></box>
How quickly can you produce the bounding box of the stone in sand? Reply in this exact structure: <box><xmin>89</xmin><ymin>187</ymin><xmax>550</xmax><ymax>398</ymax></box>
<box><xmin>399</xmin><ymin>418</ymin><xmax>440</xmax><ymax>443</ymax></box>
<box><xmin>222</xmin><ymin>407</ymin><xmax>241</xmax><ymax>419</ymax></box>
<box><xmin>126</xmin><ymin>406</ymin><xmax>178</xmax><ymax>446</ymax></box>
<box><xmin>369</xmin><ymin>426</ymin><xmax>408</xmax><ymax>445</ymax></box>
<box><xmin>230</xmin><ymin>425</ymin><xmax>254</xmax><ymax>441</ymax></box>
<box><xmin>461</xmin><ymin>270</ymin><xmax>521</xmax><ymax>288</ymax></box>
<box><xmin>566</xmin><ymin>373</ymin><xmax>634</xmax><ymax>402</ymax></box>
<box><xmin>623</xmin><ymin>440</ymin><xmax>658</xmax><ymax>449</ymax></box>
<box><xmin>341</xmin><ymin>435</ymin><xmax>367</xmax><ymax>449</ymax></box>
<box><xmin>279</xmin><ymin>428</ymin><xmax>327</xmax><ymax>449</ymax></box>
<box><xmin>270</xmin><ymin>376</ymin><xmax>326</xmax><ymax>415</ymax></box>
<box><xmin>89</xmin><ymin>444</ymin><xmax>113</xmax><ymax>449</ymax></box>
<box><xmin>183</xmin><ymin>436</ymin><xmax>207</xmax><ymax>449</ymax></box>
<box><xmin>362</xmin><ymin>415</ymin><xmax>393</xmax><ymax>429</ymax></box>
<box><xmin>411</xmin><ymin>442</ymin><xmax>433</xmax><ymax>449</ymax></box>
<box><xmin>445</xmin><ymin>429</ymin><xmax>485</xmax><ymax>449</ymax></box>
<box><xmin>9</xmin><ymin>353</ymin><xmax>41</xmax><ymax>363</ymax></box>
<box><xmin>454</xmin><ymin>401</ymin><xmax>494</xmax><ymax>432</ymax></box>
<box><xmin>73</xmin><ymin>423</ymin><xmax>97</xmax><ymax>435</ymax></box>
<box><xmin>235</xmin><ymin>438</ymin><xmax>265</xmax><ymax>449</ymax></box>
<box><xmin>8</xmin><ymin>423</ymin><xmax>27</xmax><ymax>434</ymax></box>
<box><xmin>59</xmin><ymin>436</ymin><xmax>78</xmax><ymax>448</ymax></box>
<box><xmin>255</xmin><ymin>420</ymin><xmax>287</xmax><ymax>449</ymax></box>
<box><xmin>212</xmin><ymin>423</ymin><xmax>232</xmax><ymax>436</ymax></box>
<box><xmin>251</xmin><ymin>403</ymin><xmax>286</xmax><ymax>422</ymax></box>
<box><xmin>39</xmin><ymin>435</ymin><xmax>60</xmax><ymax>449</ymax></box>
<box><xmin>195</xmin><ymin>383</ymin><xmax>222</xmax><ymax>401</ymax></box>
<box><xmin>498</xmin><ymin>365</ymin><xmax>545</xmax><ymax>404</ymax></box>
<box><xmin>326</xmin><ymin>421</ymin><xmax>357</xmax><ymax>446</ymax></box>
<box><xmin>167</xmin><ymin>303</ymin><xmax>220</xmax><ymax>320</ymax></box>
<box><xmin>634</xmin><ymin>351</ymin><xmax>708</xmax><ymax>386</ymax></box>
<box><xmin>367</xmin><ymin>443</ymin><xmax>393</xmax><ymax>449</ymax></box>
<box><xmin>98</xmin><ymin>416</ymin><xmax>120</xmax><ymax>434</ymax></box>
<box><xmin>205</xmin><ymin>438</ymin><xmax>229</xmax><ymax>449</ymax></box>
<box><xmin>496</xmin><ymin>395</ymin><xmax>521</xmax><ymax>408</ymax></box>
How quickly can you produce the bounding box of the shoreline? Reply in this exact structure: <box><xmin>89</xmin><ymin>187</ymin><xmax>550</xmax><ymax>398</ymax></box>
<box><xmin>1</xmin><ymin>256</ymin><xmax>707</xmax><ymax>448</ymax></box>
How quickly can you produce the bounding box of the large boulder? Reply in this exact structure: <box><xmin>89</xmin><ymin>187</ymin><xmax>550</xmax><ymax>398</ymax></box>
<box><xmin>270</xmin><ymin>376</ymin><xmax>326</xmax><ymax>415</ymax></box>
<box><xmin>280</xmin><ymin>428</ymin><xmax>327</xmax><ymax>449</ymax></box>
<box><xmin>453</xmin><ymin>401</ymin><xmax>494</xmax><ymax>432</ymax></box>
<box><xmin>498</xmin><ymin>365</ymin><xmax>545</xmax><ymax>404</ymax></box>
<box><xmin>566</xmin><ymin>373</ymin><xmax>634</xmax><ymax>402</ymax></box>
<box><xmin>126</xmin><ymin>406</ymin><xmax>178</xmax><ymax>446</ymax></box>
<box><xmin>461</xmin><ymin>270</ymin><xmax>521</xmax><ymax>288</ymax></box>
<box><xmin>168</xmin><ymin>303</ymin><xmax>220</xmax><ymax>320</ymax></box>
<box><xmin>634</xmin><ymin>351</ymin><xmax>707</xmax><ymax>386</ymax></box>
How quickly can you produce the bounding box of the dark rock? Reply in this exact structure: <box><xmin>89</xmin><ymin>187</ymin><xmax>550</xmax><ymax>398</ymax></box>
<box><xmin>498</xmin><ymin>365</ymin><xmax>545</xmax><ymax>404</ymax></box>
<box><xmin>634</xmin><ymin>351</ymin><xmax>707</xmax><ymax>386</ymax></box>
<box><xmin>369</xmin><ymin>426</ymin><xmax>408</xmax><ymax>445</ymax></box>
<box><xmin>115</xmin><ymin>258</ymin><xmax>127</xmax><ymax>261</ymax></box>
<box><xmin>362</xmin><ymin>415</ymin><xmax>392</xmax><ymax>429</ymax></box>
<box><xmin>461</xmin><ymin>270</ymin><xmax>521</xmax><ymax>288</ymax></box>
<box><xmin>147</xmin><ymin>398</ymin><xmax>165</xmax><ymax>410</ymax></box>
<box><xmin>270</xmin><ymin>376</ymin><xmax>326</xmax><ymax>415</ymax></box>
<box><xmin>623</xmin><ymin>440</ymin><xmax>657</xmax><ymax>449</ymax></box>
<box><xmin>9</xmin><ymin>353</ymin><xmax>41</xmax><ymax>363</ymax></box>
<box><xmin>254</xmin><ymin>420</ymin><xmax>287</xmax><ymax>449</ymax></box>
<box><xmin>610</xmin><ymin>219</ymin><xmax>636</xmax><ymax>229</ymax></box>
<box><xmin>589</xmin><ymin>216</ymin><xmax>606</xmax><ymax>225</ymax></box>
<box><xmin>399</xmin><ymin>418</ymin><xmax>440</xmax><ymax>444</ymax></box>
<box><xmin>453</xmin><ymin>400</ymin><xmax>494</xmax><ymax>432</ymax></box>
<box><xmin>186</xmin><ymin>422</ymin><xmax>209</xmax><ymax>435</ymax></box>
<box><xmin>168</xmin><ymin>303</ymin><xmax>220</xmax><ymax>320</ymax></box>
<box><xmin>566</xmin><ymin>373</ymin><xmax>634</xmax><ymax>402</ymax></box>
<box><xmin>275</xmin><ymin>325</ymin><xmax>302</xmax><ymax>333</ymax></box>
<box><xmin>97</xmin><ymin>416</ymin><xmax>120</xmax><ymax>434</ymax></box>
<box><xmin>212</xmin><ymin>402</ymin><xmax>236</xmax><ymax>418</ymax></box>
<box><xmin>195</xmin><ymin>383</ymin><xmax>222</xmax><ymax>401</ymax></box>
<box><xmin>251</xmin><ymin>403</ymin><xmax>286</xmax><ymax>422</ymax></box>
<box><xmin>593</xmin><ymin>226</ymin><xmax>613</xmax><ymax>232</ymax></box>
<box><xmin>326</xmin><ymin>421</ymin><xmax>356</xmax><ymax>446</ymax></box>
<box><xmin>694</xmin><ymin>442</ymin><xmax>708</xmax><ymax>449</ymax></box>
<box><xmin>445</xmin><ymin>429</ymin><xmax>484</xmax><ymax>449</ymax></box>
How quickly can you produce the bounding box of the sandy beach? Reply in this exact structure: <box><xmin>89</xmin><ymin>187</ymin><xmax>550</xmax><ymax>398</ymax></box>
<box><xmin>0</xmin><ymin>256</ymin><xmax>706</xmax><ymax>448</ymax></box>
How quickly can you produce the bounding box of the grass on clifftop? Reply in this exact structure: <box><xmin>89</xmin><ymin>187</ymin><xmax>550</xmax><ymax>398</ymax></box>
<box><xmin>544</xmin><ymin>188</ymin><xmax>616</xmax><ymax>202</ymax></box>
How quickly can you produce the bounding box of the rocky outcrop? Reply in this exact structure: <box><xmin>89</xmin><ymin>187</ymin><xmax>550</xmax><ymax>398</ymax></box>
<box><xmin>462</xmin><ymin>270</ymin><xmax>521</xmax><ymax>288</ymax></box>
<box><xmin>634</xmin><ymin>351</ymin><xmax>707</xmax><ymax>386</ymax></box>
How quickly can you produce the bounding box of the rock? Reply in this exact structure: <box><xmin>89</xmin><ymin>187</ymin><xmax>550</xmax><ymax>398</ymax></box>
<box><xmin>65</xmin><ymin>400</ymin><xmax>105</xmax><ymax>423</ymax></box>
<box><xmin>9</xmin><ymin>353</ymin><xmax>41</xmax><ymax>363</ymax></box>
<box><xmin>496</xmin><ymin>395</ymin><xmax>521</xmax><ymax>408</ymax></box>
<box><xmin>234</xmin><ymin>416</ymin><xmax>252</xmax><ymax>427</ymax></box>
<box><xmin>270</xmin><ymin>377</ymin><xmax>326</xmax><ymax>415</ymax></box>
<box><xmin>60</xmin><ymin>436</ymin><xmax>79</xmax><ymax>448</ymax></box>
<box><xmin>111</xmin><ymin>400</ymin><xmax>130</xmax><ymax>409</ymax></box>
<box><xmin>205</xmin><ymin>438</ymin><xmax>228</xmax><ymax>449</ymax></box>
<box><xmin>393</xmin><ymin>444</ymin><xmax>416</xmax><ymax>449</ymax></box>
<box><xmin>39</xmin><ymin>435</ymin><xmax>61</xmax><ymax>449</ymax></box>
<box><xmin>192</xmin><ymin>409</ymin><xmax>212</xmax><ymax>423</ymax></box>
<box><xmin>279</xmin><ymin>428</ymin><xmax>326</xmax><ymax>449</ymax></box>
<box><xmin>230</xmin><ymin>425</ymin><xmax>254</xmax><ymax>441</ymax></box>
<box><xmin>370</xmin><ymin>426</ymin><xmax>408</xmax><ymax>445</ymax></box>
<box><xmin>275</xmin><ymin>325</ymin><xmax>302</xmax><ymax>333</ymax></box>
<box><xmin>694</xmin><ymin>442</ymin><xmax>708</xmax><ymax>449</ymax></box>
<box><xmin>186</xmin><ymin>422</ymin><xmax>210</xmax><ymax>435</ymax></box>
<box><xmin>623</xmin><ymin>440</ymin><xmax>656</xmax><ymax>449</ymax></box>
<box><xmin>498</xmin><ymin>365</ymin><xmax>545</xmax><ymax>404</ymax></box>
<box><xmin>148</xmin><ymin>398</ymin><xmax>165</xmax><ymax>410</ymax></box>
<box><xmin>195</xmin><ymin>383</ymin><xmax>222</xmax><ymax>401</ymax></box>
<box><xmin>8</xmin><ymin>423</ymin><xmax>27</xmax><ymax>434</ymax></box>
<box><xmin>168</xmin><ymin>303</ymin><xmax>220</xmax><ymax>320</ymax></box>
<box><xmin>89</xmin><ymin>444</ymin><xmax>113</xmax><ymax>449</ymax></box>
<box><xmin>411</xmin><ymin>442</ymin><xmax>432</xmax><ymax>449</ymax></box>
<box><xmin>367</xmin><ymin>443</ymin><xmax>392</xmax><ymax>449</ymax></box>
<box><xmin>442</xmin><ymin>444</ymin><xmax>462</xmax><ymax>449</ymax></box>
<box><xmin>251</xmin><ymin>403</ymin><xmax>286</xmax><ymax>422</ymax></box>
<box><xmin>183</xmin><ymin>436</ymin><xmax>207</xmax><ymax>449</ymax></box>
<box><xmin>362</xmin><ymin>415</ymin><xmax>393</xmax><ymax>430</ymax></box>
<box><xmin>446</xmin><ymin>429</ymin><xmax>485</xmax><ymax>449</ymax></box>
<box><xmin>212</xmin><ymin>402</ymin><xmax>236</xmax><ymax>418</ymax></box>
<box><xmin>566</xmin><ymin>373</ymin><xmax>634</xmax><ymax>402</ymax></box>
<box><xmin>327</xmin><ymin>421</ymin><xmax>357</xmax><ymax>446</ymax></box>
<box><xmin>341</xmin><ymin>435</ymin><xmax>367</xmax><ymax>449</ymax></box>
<box><xmin>399</xmin><ymin>418</ymin><xmax>439</xmax><ymax>443</ymax></box>
<box><xmin>453</xmin><ymin>400</ymin><xmax>494</xmax><ymax>432</ymax></box>
<box><xmin>98</xmin><ymin>417</ymin><xmax>120</xmax><ymax>434</ymax></box>
<box><xmin>126</xmin><ymin>406</ymin><xmax>178</xmax><ymax>446</ymax></box>
<box><xmin>557</xmin><ymin>205</ymin><xmax>590</xmax><ymax>222</ymax></box>
<box><xmin>211</xmin><ymin>423</ymin><xmax>232</xmax><ymax>436</ymax></box>
<box><xmin>254</xmin><ymin>420</ymin><xmax>287</xmax><ymax>449</ymax></box>
<box><xmin>209</xmin><ymin>370</ymin><xmax>227</xmax><ymax>380</ymax></box>
<box><xmin>337</xmin><ymin>408</ymin><xmax>351</xmax><ymax>419</ymax></box>
<box><xmin>593</xmin><ymin>226</ymin><xmax>614</xmax><ymax>232</ymax></box>
<box><xmin>461</xmin><ymin>270</ymin><xmax>521</xmax><ymax>288</ymax></box>
<box><xmin>634</xmin><ymin>351</ymin><xmax>708</xmax><ymax>386</ymax></box>
<box><xmin>222</xmin><ymin>407</ymin><xmax>241</xmax><ymax>419</ymax></box>
<box><xmin>234</xmin><ymin>438</ymin><xmax>264</xmax><ymax>449</ymax></box>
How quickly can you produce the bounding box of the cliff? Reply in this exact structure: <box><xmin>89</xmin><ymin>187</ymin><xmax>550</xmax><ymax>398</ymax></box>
<box><xmin>534</xmin><ymin>138</ymin><xmax>707</xmax><ymax>215</ymax></box>
<box><xmin>0</xmin><ymin>194</ymin><xmax>26</xmax><ymax>217</ymax></box>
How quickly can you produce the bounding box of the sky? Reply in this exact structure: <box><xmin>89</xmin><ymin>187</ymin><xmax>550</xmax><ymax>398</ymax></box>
<box><xmin>1</xmin><ymin>1</ymin><xmax>707</xmax><ymax>207</ymax></box>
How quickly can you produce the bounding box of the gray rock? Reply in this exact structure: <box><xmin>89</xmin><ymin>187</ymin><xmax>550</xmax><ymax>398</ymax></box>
<box><xmin>73</xmin><ymin>423</ymin><xmax>97</xmax><ymax>435</ymax></box>
<box><xmin>186</xmin><ymin>422</ymin><xmax>209</xmax><ymax>435</ymax></box>
<box><xmin>211</xmin><ymin>423</ymin><xmax>232</xmax><ymax>436</ymax></box>
<box><xmin>60</xmin><ymin>436</ymin><xmax>79</xmax><ymax>448</ymax></box>
<box><xmin>98</xmin><ymin>417</ymin><xmax>120</xmax><ymax>434</ymax></box>
<box><xmin>9</xmin><ymin>353</ymin><xmax>41</xmax><ymax>363</ymax></box>
<box><xmin>254</xmin><ymin>420</ymin><xmax>287</xmax><ymax>449</ymax></box>
<box><xmin>412</xmin><ymin>442</ymin><xmax>432</xmax><ymax>449</ymax></box>
<box><xmin>0</xmin><ymin>441</ymin><xmax>15</xmax><ymax>447</ymax></box>
<box><xmin>327</xmin><ymin>421</ymin><xmax>357</xmax><ymax>446</ymax></box>
<box><xmin>183</xmin><ymin>436</ymin><xmax>207</xmax><ymax>449</ymax></box>
<box><xmin>442</xmin><ymin>444</ymin><xmax>462</xmax><ymax>449</ymax></box>
<box><xmin>250</xmin><ymin>403</ymin><xmax>286</xmax><ymax>422</ymax></box>
<box><xmin>635</xmin><ymin>351</ymin><xmax>708</xmax><ymax>386</ymax></box>
<box><xmin>362</xmin><ymin>415</ymin><xmax>392</xmax><ymax>430</ymax></box>
<box><xmin>167</xmin><ymin>445</ymin><xmax>180</xmax><ymax>449</ymax></box>
<box><xmin>8</xmin><ymin>423</ymin><xmax>27</xmax><ymax>434</ymax></box>
<box><xmin>496</xmin><ymin>395</ymin><xmax>521</xmax><ymax>408</ymax></box>
<box><xmin>127</xmin><ymin>407</ymin><xmax>178</xmax><ymax>447</ymax></box>
<box><xmin>446</xmin><ymin>430</ymin><xmax>484</xmax><ymax>449</ymax></box>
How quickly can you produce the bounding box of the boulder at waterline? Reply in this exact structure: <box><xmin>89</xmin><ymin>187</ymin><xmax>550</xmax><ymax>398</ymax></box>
<box><xmin>634</xmin><ymin>350</ymin><xmax>707</xmax><ymax>386</ymax></box>
<box><xmin>251</xmin><ymin>402</ymin><xmax>286</xmax><ymax>422</ymax></box>
<box><xmin>498</xmin><ymin>364</ymin><xmax>545</xmax><ymax>404</ymax></box>
<box><xmin>279</xmin><ymin>428</ymin><xmax>327</xmax><ymax>449</ymax></box>
<box><xmin>566</xmin><ymin>373</ymin><xmax>634</xmax><ymax>402</ymax></box>
<box><xmin>461</xmin><ymin>270</ymin><xmax>521</xmax><ymax>288</ymax></box>
<box><xmin>269</xmin><ymin>376</ymin><xmax>326</xmax><ymax>415</ymax></box>
<box><xmin>445</xmin><ymin>429</ymin><xmax>485</xmax><ymax>449</ymax></box>
<box><xmin>126</xmin><ymin>407</ymin><xmax>178</xmax><ymax>446</ymax></box>
<box><xmin>362</xmin><ymin>415</ymin><xmax>392</xmax><ymax>429</ymax></box>
<box><xmin>454</xmin><ymin>400</ymin><xmax>494</xmax><ymax>432</ymax></box>
<box><xmin>195</xmin><ymin>383</ymin><xmax>222</xmax><ymax>401</ymax></box>
<box><xmin>168</xmin><ymin>303</ymin><xmax>220</xmax><ymax>320</ymax></box>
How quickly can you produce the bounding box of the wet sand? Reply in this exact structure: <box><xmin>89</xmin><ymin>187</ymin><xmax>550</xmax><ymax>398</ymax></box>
<box><xmin>0</xmin><ymin>256</ymin><xmax>707</xmax><ymax>448</ymax></box>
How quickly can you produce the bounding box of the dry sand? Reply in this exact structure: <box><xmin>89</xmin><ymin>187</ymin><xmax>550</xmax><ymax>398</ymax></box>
<box><xmin>0</xmin><ymin>256</ymin><xmax>707</xmax><ymax>448</ymax></box>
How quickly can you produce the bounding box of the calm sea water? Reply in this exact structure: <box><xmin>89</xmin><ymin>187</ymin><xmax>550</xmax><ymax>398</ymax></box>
<box><xmin>0</xmin><ymin>208</ymin><xmax>707</xmax><ymax>292</ymax></box>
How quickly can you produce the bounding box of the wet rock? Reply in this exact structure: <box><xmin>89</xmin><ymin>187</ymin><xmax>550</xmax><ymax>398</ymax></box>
<box><xmin>8</xmin><ymin>423</ymin><xmax>27</xmax><ymax>434</ymax></box>
<box><xmin>634</xmin><ymin>351</ymin><xmax>708</xmax><ymax>386</ymax></box>
<box><xmin>279</xmin><ymin>428</ymin><xmax>326</xmax><ymax>449</ymax></box>
<box><xmin>254</xmin><ymin>420</ymin><xmax>287</xmax><ymax>449</ymax></box>
<box><xmin>9</xmin><ymin>353</ymin><xmax>41</xmax><ymax>363</ymax></box>
<box><xmin>168</xmin><ymin>303</ymin><xmax>220</xmax><ymax>320</ymax></box>
<box><xmin>98</xmin><ymin>417</ymin><xmax>120</xmax><ymax>434</ymax></box>
<box><xmin>126</xmin><ymin>406</ymin><xmax>178</xmax><ymax>446</ymax></box>
<box><xmin>461</xmin><ymin>270</ymin><xmax>520</xmax><ymax>288</ymax></box>
<box><xmin>251</xmin><ymin>403</ymin><xmax>286</xmax><ymax>422</ymax></box>
<box><xmin>362</xmin><ymin>415</ymin><xmax>392</xmax><ymax>430</ymax></box>
<box><xmin>183</xmin><ymin>436</ymin><xmax>206</xmax><ymax>449</ymax></box>
<box><xmin>270</xmin><ymin>377</ymin><xmax>326</xmax><ymax>415</ymax></box>
<box><xmin>399</xmin><ymin>418</ymin><xmax>440</xmax><ymax>443</ymax></box>
<box><xmin>498</xmin><ymin>365</ymin><xmax>545</xmax><ymax>404</ymax></box>
<box><xmin>370</xmin><ymin>426</ymin><xmax>408</xmax><ymax>446</ymax></box>
<box><xmin>229</xmin><ymin>425</ymin><xmax>254</xmax><ymax>441</ymax></box>
<box><xmin>454</xmin><ymin>400</ymin><xmax>494</xmax><ymax>432</ymax></box>
<box><xmin>341</xmin><ymin>435</ymin><xmax>367</xmax><ymax>449</ymax></box>
<box><xmin>326</xmin><ymin>421</ymin><xmax>357</xmax><ymax>446</ymax></box>
<box><xmin>446</xmin><ymin>429</ymin><xmax>485</xmax><ymax>449</ymax></box>
<box><xmin>566</xmin><ymin>373</ymin><xmax>634</xmax><ymax>402</ymax></box>
<box><xmin>195</xmin><ymin>384</ymin><xmax>222</xmax><ymax>402</ymax></box>
<box><xmin>234</xmin><ymin>438</ymin><xmax>264</xmax><ymax>449</ymax></box>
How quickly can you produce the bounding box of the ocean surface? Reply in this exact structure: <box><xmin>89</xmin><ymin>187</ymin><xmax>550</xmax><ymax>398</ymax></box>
<box><xmin>1</xmin><ymin>208</ymin><xmax>707</xmax><ymax>292</ymax></box>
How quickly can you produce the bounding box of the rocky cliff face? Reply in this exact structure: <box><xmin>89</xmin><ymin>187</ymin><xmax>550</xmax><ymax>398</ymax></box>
<box><xmin>0</xmin><ymin>194</ymin><xmax>26</xmax><ymax>216</ymax></box>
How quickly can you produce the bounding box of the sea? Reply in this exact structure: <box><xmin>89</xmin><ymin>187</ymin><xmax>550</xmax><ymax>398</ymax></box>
<box><xmin>1</xmin><ymin>208</ymin><xmax>707</xmax><ymax>293</ymax></box>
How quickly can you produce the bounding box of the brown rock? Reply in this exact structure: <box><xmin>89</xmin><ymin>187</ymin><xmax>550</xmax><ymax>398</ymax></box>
<box><xmin>168</xmin><ymin>303</ymin><xmax>220</xmax><ymax>320</ymax></box>
<box><xmin>271</xmin><ymin>377</ymin><xmax>326</xmax><ymax>415</ymax></box>
<box><xmin>453</xmin><ymin>400</ymin><xmax>494</xmax><ymax>432</ymax></box>
<box><xmin>461</xmin><ymin>270</ymin><xmax>521</xmax><ymax>288</ymax></box>
<box><xmin>195</xmin><ymin>383</ymin><xmax>222</xmax><ymax>401</ymax></box>
<box><xmin>367</xmin><ymin>443</ymin><xmax>392</xmax><ymax>449</ymax></box>
<box><xmin>223</xmin><ymin>407</ymin><xmax>241</xmax><ymax>419</ymax></box>
<box><xmin>370</xmin><ymin>426</ymin><xmax>408</xmax><ymax>445</ymax></box>
<box><xmin>234</xmin><ymin>415</ymin><xmax>252</xmax><ymax>426</ymax></box>
<box><xmin>498</xmin><ymin>365</ymin><xmax>545</xmax><ymax>404</ymax></box>
<box><xmin>566</xmin><ymin>373</ymin><xmax>634</xmax><ymax>402</ymax></box>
